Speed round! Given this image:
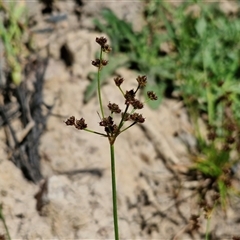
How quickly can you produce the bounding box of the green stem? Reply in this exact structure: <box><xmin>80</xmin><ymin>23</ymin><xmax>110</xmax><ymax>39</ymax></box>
<box><xmin>84</xmin><ymin>128</ymin><xmax>107</xmax><ymax>137</ymax></box>
<box><xmin>117</xmin><ymin>104</ymin><xmax>130</xmax><ymax>134</ymax></box>
<box><xmin>120</xmin><ymin>122</ymin><xmax>137</xmax><ymax>134</ymax></box>
<box><xmin>0</xmin><ymin>205</ymin><xmax>11</xmax><ymax>240</ymax></box>
<box><xmin>98</xmin><ymin>49</ymin><xmax>104</xmax><ymax>118</ymax></box>
<box><xmin>205</xmin><ymin>216</ymin><xmax>211</xmax><ymax>240</ymax></box>
<box><xmin>110</xmin><ymin>144</ymin><xmax>119</xmax><ymax>240</ymax></box>
<box><xmin>118</xmin><ymin>86</ymin><xmax>125</xmax><ymax>96</ymax></box>
<box><xmin>206</xmin><ymin>86</ymin><xmax>214</xmax><ymax>125</ymax></box>
<box><xmin>202</xmin><ymin>47</ymin><xmax>214</xmax><ymax>125</ymax></box>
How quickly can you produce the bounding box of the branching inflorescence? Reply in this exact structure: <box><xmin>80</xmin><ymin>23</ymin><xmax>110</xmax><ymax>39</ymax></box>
<box><xmin>64</xmin><ymin>37</ymin><xmax>157</xmax><ymax>240</ymax></box>
<box><xmin>65</xmin><ymin>37</ymin><xmax>157</xmax><ymax>145</ymax></box>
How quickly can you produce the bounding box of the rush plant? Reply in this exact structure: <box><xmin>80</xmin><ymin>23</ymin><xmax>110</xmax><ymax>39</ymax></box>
<box><xmin>0</xmin><ymin>0</ymin><xmax>30</xmax><ymax>85</ymax></box>
<box><xmin>65</xmin><ymin>37</ymin><xmax>157</xmax><ymax>239</ymax></box>
<box><xmin>0</xmin><ymin>203</ymin><xmax>11</xmax><ymax>240</ymax></box>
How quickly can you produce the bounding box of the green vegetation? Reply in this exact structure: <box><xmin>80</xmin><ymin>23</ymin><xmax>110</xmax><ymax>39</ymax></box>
<box><xmin>0</xmin><ymin>0</ymin><xmax>31</xmax><ymax>85</ymax></box>
<box><xmin>0</xmin><ymin>204</ymin><xmax>11</xmax><ymax>240</ymax></box>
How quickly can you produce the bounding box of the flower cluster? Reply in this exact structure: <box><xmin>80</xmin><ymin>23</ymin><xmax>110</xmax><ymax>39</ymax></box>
<box><xmin>91</xmin><ymin>59</ymin><xmax>108</xmax><ymax>68</ymax></box>
<box><xmin>65</xmin><ymin>36</ymin><xmax>158</xmax><ymax>144</ymax></box>
<box><xmin>99</xmin><ymin>116</ymin><xmax>118</xmax><ymax>135</ymax></box>
<box><xmin>65</xmin><ymin>116</ymin><xmax>87</xmax><ymax>130</ymax></box>
<box><xmin>96</xmin><ymin>36</ymin><xmax>112</xmax><ymax>53</ymax></box>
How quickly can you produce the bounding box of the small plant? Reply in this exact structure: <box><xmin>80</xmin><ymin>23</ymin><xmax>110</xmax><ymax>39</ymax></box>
<box><xmin>0</xmin><ymin>0</ymin><xmax>31</xmax><ymax>85</ymax></box>
<box><xmin>0</xmin><ymin>204</ymin><xmax>11</xmax><ymax>240</ymax></box>
<box><xmin>65</xmin><ymin>37</ymin><xmax>157</xmax><ymax>239</ymax></box>
<box><xmin>199</xmin><ymin>193</ymin><xmax>220</xmax><ymax>240</ymax></box>
<box><xmin>191</xmin><ymin>99</ymin><xmax>240</xmax><ymax>206</ymax></box>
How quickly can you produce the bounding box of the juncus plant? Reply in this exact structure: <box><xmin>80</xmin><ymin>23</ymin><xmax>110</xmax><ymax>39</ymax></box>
<box><xmin>0</xmin><ymin>203</ymin><xmax>11</xmax><ymax>240</ymax></box>
<box><xmin>65</xmin><ymin>37</ymin><xmax>157</xmax><ymax>240</ymax></box>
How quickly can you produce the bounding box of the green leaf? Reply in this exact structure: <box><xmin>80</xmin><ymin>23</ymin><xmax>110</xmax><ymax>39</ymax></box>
<box><xmin>218</xmin><ymin>180</ymin><xmax>228</xmax><ymax>209</ymax></box>
<box><xmin>195</xmin><ymin>17</ymin><xmax>207</xmax><ymax>38</ymax></box>
<box><xmin>12</xmin><ymin>3</ymin><xmax>26</xmax><ymax>20</ymax></box>
<box><xmin>196</xmin><ymin>160</ymin><xmax>222</xmax><ymax>178</ymax></box>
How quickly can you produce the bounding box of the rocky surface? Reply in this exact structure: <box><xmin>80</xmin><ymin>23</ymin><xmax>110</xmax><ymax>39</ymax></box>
<box><xmin>0</xmin><ymin>1</ymin><xmax>240</xmax><ymax>239</ymax></box>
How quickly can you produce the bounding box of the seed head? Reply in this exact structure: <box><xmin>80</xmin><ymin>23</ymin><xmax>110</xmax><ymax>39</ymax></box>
<box><xmin>99</xmin><ymin>116</ymin><xmax>114</xmax><ymax>127</ymax></box>
<box><xmin>131</xmin><ymin>99</ymin><xmax>143</xmax><ymax>109</ymax></box>
<box><xmin>125</xmin><ymin>89</ymin><xmax>135</xmax><ymax>104</ymax></box>
<box><xmin>130</xmin><ymin>113</ymin><xmax>145</xmax><ymax>123</ymax></box>
<box><xmin>102</xmin><ymin>44</ymin><xmax>112</xmax><ymax>53</ymax></box>
<box><xmin>189</xmin><ymin>214</ymin><xmax>201</xmax><ymax>232</ymax></box>
<box><xmin>108</xmin><ymin>102</ymin><xmax>121</xmax><ymax>114</ymax></box>
<box><xmin>91</xmin><ymin>59</ymin><xmax>101</xmax><ymax>68</ymax></box>
<box><xmin>147</xmin><ymin>91</ymin><xmax>158</xmax><ymax>101</ymax></box>
<box><xmin>92</xmin><ymin>59</ymin><xmax>108</xmax><ymax>68</ymax></box>
<box><xmin>207</xmin><ymin>131</ymin><xmax>217</xmax><ymax>141</ymax></box>
<box><xmin>224</xmin><ymin>122</ymin><xmax>236</xmax><ymax>132</ymax></box>
<box><xmin>101</xmin><ymin>59</ymin><xmax>108</xmax><ymax>66</ymax></box>
<box><xmin>96</xmin><ymin>36</ymin><xmax>107</xmax><ymax>47</ymax></box>
<box><xmin>96</xmin><ymin>37</ymin><xmax>112</xmax><ymax>53</ymax></box>
<box><xmin>114</xmin><ymin>76</ymin><xmax>124</xmax><ymax>87</ymax></box>
<box><xmin>222</xmin><ymin>143</ymin><xmax>230</xmax><ymax>151</ymax></box>
<box><xmin>65</xmin><ymin>116</ymin><xmax>75</xmax><ymax>126</ymax></box>
<box><xmin>226</xmin><ymin>136</ymin><xmax>235</xmax><ymax>144</ymax></box>
<box><xmin>105</xmin><ymin>124</ymin><xmax>118</xmax><ymax>134</ymax></box>
<box><xmin>75</xmin><ymin>118</ymin><xmax>87</xmax><ymax>130</ymax></box>
<box><xmin>136</xmin><ymin>75</ymin><xmax>147</xmax><ymax>88</ymax></box>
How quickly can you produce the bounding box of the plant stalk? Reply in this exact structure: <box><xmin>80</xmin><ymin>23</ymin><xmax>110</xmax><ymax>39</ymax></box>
<box><xmin>110</xmin><ymin>144</ymin><xmax>119</xmax><ymax>240</ymax></box>
<box><xmin>205</xmin><ymin>217</ymin><xmax>210</xmax><ymax>240</ymax></box>
<box><xmin>97</xmin><ymin>49</ymin><xmax>104</xmax><ymax>118</ymax></box>
<box><xmin>0</xmin><ymin>204</ymin><xmax>11</xmax><ymax>240</ymax></box>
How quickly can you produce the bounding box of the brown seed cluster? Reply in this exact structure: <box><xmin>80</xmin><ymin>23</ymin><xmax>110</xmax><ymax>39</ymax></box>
<box><xmin>114</xmin><ymin>76</ymin><xmax>124</xmax><ymax>87</ymax></box>
<box><xmin>131</xmin><ymin>99</ymin><xmax>143</xmax><ymax>109</ymax></box>
<box><xmin>147</xmin><ymin>91</ymin><xmax>158</xmax><ymax>101</ymax></box>
<box><xmin>108</xmin><ymin>102</ymin><xmax>121</xmax><ymax>114</ymax></box>
<box><xmin>92</xmin><ymin>59</ymin><xmax>108</xmax><ymax>68</ymax></box>
<box><xmin>136</xmin><ymin>75</ymin><xmax>147</xmax><ymax>88</ymax></box>
<box><xmin>65</xmin><ymin>116</ymin><xmax>87</xmax><ymax>130</ymax></box>
<box><xmin>66</xmin><ymin>36</ymin><xmax>158</xmax><ymax>142</ymax></box>
<box><xmin>96</xmin><ymin>36</ymin><xmax>112</xmax><ymax>52</ymax></box>
<box><xmin>99</xmin><ymin>116</ymin><xmax>117</xmax><ymax>135</ymax></box>
<box><xmin>130</xmin><ymin>113</ymin><xmax>145</xmax><ymax>123</ymax></box>
<box><xmin>188</xmin><ymin>214</ymin><xmax>201</xmax><ymax>233</ymax></box>
<box><xmin>124</xmin><ymin>89</ymin><xmax>136</xmax><ymax>104</ymax></box>
<box><xmin>92</xmin><ymin>37</ymin><xmax>111</xmax><ymax>69</ymax></box>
